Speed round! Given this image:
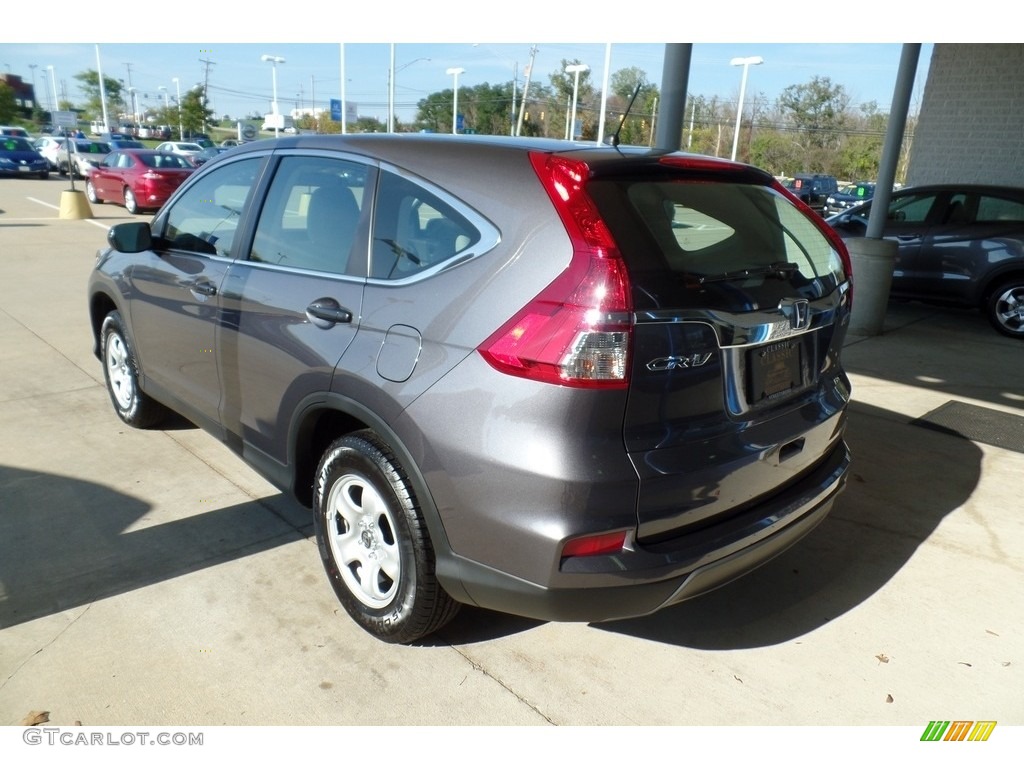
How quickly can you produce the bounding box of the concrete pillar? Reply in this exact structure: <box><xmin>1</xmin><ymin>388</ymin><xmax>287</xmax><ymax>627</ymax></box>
<box><xmin>847</xmin><ymin>237</ymin><xmax>898</xmax><ymax>336</ymax></box>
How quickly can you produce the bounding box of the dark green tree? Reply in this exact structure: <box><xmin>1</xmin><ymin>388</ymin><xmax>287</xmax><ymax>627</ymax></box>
<box><xmin>0</xmin><ymin>83</ymin><xmax>18</xmax><ymax>123</ymax></box>
<box><xmin>610</xmin><ymin>66</ymin><xmax>647</xmax><ymax>100</ymax></box>
<box><xmin>352</xmin><ymin>115</ymin><xmax>387</xmax><ymax>133</ymax></box>
<box><xmin>180</xmin><ymin>87</ymin><xmax>214</xmax><ymax>135</ymax></box>
<box><xmin>416</xmin><ymin>89</ymin><xmax>453</xmax><ymax>133</ymax></box>
<box><xmin>604</xmin><ymin>70</ymin><xmax>659</xmax><ymax>147</ymax></box>
<box><xmin>515</xmin><ymin>83</ymin><xmax>556</xmax><ymax>137</ymax></box>
<box><xmin>415</xmin><ymin>82</ymin><xmax>515</xmax><ymax>135</ymax></box>
<box><xmin>72</xmin><ymin>69</ymin><xmax>125</xmax><ymax>120</ymax></box>
<box><xmin>549</xmin><ymin>59</ymin><xmax>597</xmax><ymax>139</ymax></box>
<box><xmin>776</xmin><ymin>75</ymin><xmax>852</xmax><ymax>155</ymax></box>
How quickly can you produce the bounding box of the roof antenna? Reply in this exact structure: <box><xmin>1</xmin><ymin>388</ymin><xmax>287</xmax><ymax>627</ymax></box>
<box><xmin>609</xmin><ymin>82</ymin><xmax>644</xmax><ymax>148</ymax></box>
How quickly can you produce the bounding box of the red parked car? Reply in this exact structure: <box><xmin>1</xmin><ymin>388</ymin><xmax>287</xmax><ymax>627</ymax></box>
<box><xmin>86</xmin><ymin>149</ymin><xmax>196</xmax><ymax>214</ymax></box>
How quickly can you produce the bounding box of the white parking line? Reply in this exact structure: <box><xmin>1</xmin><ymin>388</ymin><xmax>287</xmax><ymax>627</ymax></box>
<box><xmin>27</xmin><ymin>196</ymin><xmax>59</xmax><ymax>211</ymax></box>
<box><xmin>27</xmin><ymin>196</ymin><xmax>112</xmax><ymax>230</ymax></box>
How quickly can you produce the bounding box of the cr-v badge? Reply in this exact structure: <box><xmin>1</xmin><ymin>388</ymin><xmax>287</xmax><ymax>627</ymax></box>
<box><xmin>646</xmin><ymin>353</ymin><xmax>713</xmax><ymax>371</ymax></box>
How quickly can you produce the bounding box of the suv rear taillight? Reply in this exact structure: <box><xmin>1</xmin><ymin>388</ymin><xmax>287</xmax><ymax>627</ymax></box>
<box><xmin>479</xmin><ymin>153</ymin><xmax>632</xmax><ymax>389</ymax></box>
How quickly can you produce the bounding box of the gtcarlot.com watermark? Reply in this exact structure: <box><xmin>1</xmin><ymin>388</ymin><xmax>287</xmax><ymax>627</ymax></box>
<box><xmin>23</xmin><ymin>728</ymin><xmax>203</xmax><ymax>747</ymax></box>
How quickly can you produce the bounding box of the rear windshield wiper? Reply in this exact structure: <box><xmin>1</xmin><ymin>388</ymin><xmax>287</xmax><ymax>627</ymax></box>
<box><xmin>698</xmin><ymin>261</ymin><xmax>800</xmax><ymax>284</ymax></box>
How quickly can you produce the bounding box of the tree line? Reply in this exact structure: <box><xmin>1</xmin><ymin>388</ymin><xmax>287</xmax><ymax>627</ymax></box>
<box><xmin>17</xmin><ymin>63</ymin><xmax>913</xmax><ymax>183</ymax></box>
<box><xmin>401</xmin><ymin>63</ymin><xmax>911</xmax><ymax>182</ymax></box>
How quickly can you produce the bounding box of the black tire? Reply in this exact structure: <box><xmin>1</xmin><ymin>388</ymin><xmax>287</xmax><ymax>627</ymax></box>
<box><xmin>100</xmin><ymin>311</ymin><xmax>165</xmax><ymax>428</ymax></box>
<box><xmin>39</xmin><ymin>170</ymin><xmax>49</xmax><ymax>180</ymax></box>
<box><xmin>313</xmin><ymin>431</ymin><xmax>459</xmax><ymax>644</ymax></box>
<box><xmin>124</xmin><ymin>187</ymin><xmax>139</xmax><ymax>214</ymax></box>
<box><xmin>984</xmin><ymin>278</ymin><xmax>1024</xmax><ymax>339</ymax></box>
<box><xmin>86</xmin><ymin>179</ymin><xmax>101</xmax><ymax>204</ymax></box>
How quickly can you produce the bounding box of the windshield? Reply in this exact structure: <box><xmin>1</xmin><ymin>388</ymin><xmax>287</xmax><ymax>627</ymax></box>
<box><xmin>2</xmin><ymin>137</ymin><xmax>34</xmax><ymax>152</ymax></box>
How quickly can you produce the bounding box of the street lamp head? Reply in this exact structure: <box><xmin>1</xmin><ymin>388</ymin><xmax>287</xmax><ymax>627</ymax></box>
<box><xmin>261</xmin><ymin>55</ymin><xmax>286</xmax><ymax>65</ymax></box>
<box><xmin>565</xmin><ymin>63</ymin><xmax>589</xmax><ymax>75</ymax></box>
<box><xmin>446</xmin><ymin>67</ymin><xmax>465</xmax><ymax>76</ymax></box>
<box><xmin>730</xmin><ymin>56</ymin><xmax>764</xmax><ymax>67</ymax></box>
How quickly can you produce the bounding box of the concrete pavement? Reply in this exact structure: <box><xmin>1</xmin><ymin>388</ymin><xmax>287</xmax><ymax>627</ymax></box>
<box><xmin>1</xmin><ymin>176</ymin><xmax>1021</xmax><ymax>728</ymax></box>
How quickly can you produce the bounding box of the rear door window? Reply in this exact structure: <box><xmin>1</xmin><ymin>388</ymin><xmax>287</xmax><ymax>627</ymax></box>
<box><xmin>249</xmin><ymin>155</ymin><xmax>368</xmax><ymax>275</ymax></box>
<box><xmin>370</xmin><ymin>169</ymin><xmax>486</xmax><ymax>281</ymax></box>
<box><xmin>976</xmin><ymin>194</ymin><xmax>1024</xmax><ymax>222</ymax></box>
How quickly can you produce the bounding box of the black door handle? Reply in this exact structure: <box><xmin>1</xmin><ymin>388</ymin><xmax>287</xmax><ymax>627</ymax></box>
<box><xmin>306</xmin><ymin>299</ymin><xmax>353</xmax><ymax>325</ymax></box>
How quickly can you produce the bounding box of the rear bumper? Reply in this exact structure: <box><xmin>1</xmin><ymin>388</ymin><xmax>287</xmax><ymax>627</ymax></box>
<box><xmin>441</xmin><ymin>438</ymin><xmax>849</xmax><ymax>623</ymax></box>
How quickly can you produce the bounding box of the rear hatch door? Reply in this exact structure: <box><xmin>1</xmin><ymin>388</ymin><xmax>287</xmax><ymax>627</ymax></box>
<box><xmin>587</xmin><ymin>160</ymin><xmax>851</xmax><ymax>542</ymax></box>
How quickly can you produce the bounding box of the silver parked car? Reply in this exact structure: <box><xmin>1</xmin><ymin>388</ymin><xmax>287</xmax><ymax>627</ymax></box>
<box><xmin>88</xmin><ymin>135</ymin><xmax>853</xmax><ymax>643</ymax></box>
<box><xmin>58</xmin><ymin>139</ymin><xmax>112</xmax><ymax>178</ymax></box>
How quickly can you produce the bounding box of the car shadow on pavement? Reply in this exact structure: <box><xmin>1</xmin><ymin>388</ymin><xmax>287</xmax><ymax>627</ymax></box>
<box><xmin>591</xmin><ymin>400</ymin><xmax>983</xmax><ymax>649</ymax></box>
<box><xmin>0</xmin><ymin>465</ymin><xmax>311</xmax><ymax>629</ymax></box>
<box><xmin>844</xmin><ymin>303</ymin><xmax>1024</xmax><ymax>413</ymax></box>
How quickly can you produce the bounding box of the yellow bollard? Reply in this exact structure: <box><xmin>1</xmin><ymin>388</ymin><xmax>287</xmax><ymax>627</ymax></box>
<box><xmin>58</xmin><ymin>189</ymin><xmax>93</xmax><ymax>220</ymax></box>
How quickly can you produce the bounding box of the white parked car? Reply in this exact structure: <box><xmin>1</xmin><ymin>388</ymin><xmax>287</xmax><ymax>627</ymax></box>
<box><xmin>155</xmin><ymin>141</ymin><xmax>204</xmax><ymax>158</ymax></box>
<box><xmin>33</xmin><ymin>136</ymin><xmax>67</xmax><ymax>170</ymax></box>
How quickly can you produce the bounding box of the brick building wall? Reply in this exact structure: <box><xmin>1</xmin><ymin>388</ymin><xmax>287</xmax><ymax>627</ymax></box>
<box><xmin>908</xmin><ymin>43</ymin><xmax>1024</xmax><ymax>187</ymax></box>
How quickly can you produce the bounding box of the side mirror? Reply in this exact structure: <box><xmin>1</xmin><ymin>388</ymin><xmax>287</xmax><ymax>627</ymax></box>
<box><xmin>107</xmin><ymin>222</ymin><xmax>153</xmax><ymax>253</ymax></box>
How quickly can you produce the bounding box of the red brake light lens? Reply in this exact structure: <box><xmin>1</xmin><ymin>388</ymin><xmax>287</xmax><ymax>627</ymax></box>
<box><xmin>478</xmin><ymin>153</ymin><xmax>632</xmax><ymax>389</ymax></box>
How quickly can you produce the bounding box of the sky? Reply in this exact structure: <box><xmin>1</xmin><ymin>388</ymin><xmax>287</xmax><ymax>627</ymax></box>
<box><xmin>3</xmin><ymin>41</ymin><xmax>935</xmax><ymax>126</ymax></box>
<box><xmin>8</xmin><ymin>0</ymin><xmax>1007</xmax><ymax>128</ymax></box>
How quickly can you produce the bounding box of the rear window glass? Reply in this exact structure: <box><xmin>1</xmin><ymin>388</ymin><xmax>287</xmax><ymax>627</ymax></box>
<box><xmin>589</xmin><ymin>179</ymin><xmax>847</xmax><ymax>310</ymax></box>
<box><xmin>140</xmin><ymin>153</ymin><xmax>191</xmax><ymax>169</ymax></box>
<box><xmin>74</xmin><ymin>141</ymin><xmax>111</xmax><ymax>154</ymax></box>
<box><xmin>976</xmin><ymin>195</ymin><xmax>1024</xmax><ymax>222</ymax></box>
<box><xmin>370</xmin><ymin>170</ymin><xmax>482</xmax><ymax>280</ymax></box>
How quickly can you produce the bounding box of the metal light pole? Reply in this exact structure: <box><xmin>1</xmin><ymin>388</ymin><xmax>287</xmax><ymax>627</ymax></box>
<box><xmin>388</xmin><ymin>44</ymin><xmax>395</xmax><ymax>133</ymax></box>
<box><xmin>28</xmin><ymin>64</ymin><xmax>38</xmax><ymax>114</ymax></box>
<box><xmin>261</xmin><ymin>54</ymin><xmax>285</xmax><ymax>137</ymax></box>
<box><xmin>47</xmin><ymin>65</ymin><xmax>58</xmax><ymax>115</ymax></box>
<box><xmin>729</xmin><ymin>56</ymin><xmax>763</xmax><ymax>162</ymax></box>
<box><xmin>158</xmin><ymin>85</ymin><xmax>168</xmax><ymax>134</ymax></box>
<box><xmin>565</xmin><ymin>63</ymin><xmax>589</xmax><ymax>141</ymax></box>
<box><xmin>446</xmin><ymin>67</ymin><xmax>465</xmax><ymax>134</ymax></box>
<box><xmin>128</xmin><ymin>87</ymin><xmax>138</xmax><ymax>126</ymax></box>
<box><xmin>172</xmin><ymin>77</ymin><xmax>183</xmax><ymax>141</ymax></box>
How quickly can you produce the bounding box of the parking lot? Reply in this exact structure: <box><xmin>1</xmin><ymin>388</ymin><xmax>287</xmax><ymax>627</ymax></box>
<box><xmin>1</xmin><ymin>176</ymin><xmax>1021</xmax><ymax>731</ymax></box>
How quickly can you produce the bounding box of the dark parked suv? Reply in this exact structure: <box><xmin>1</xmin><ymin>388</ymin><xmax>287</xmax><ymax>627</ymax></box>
<box><xmin>789</xmin><ymin>173</ymin><xmax>839</xmax><ymax>214</ymax></box>
<box><xmin>88</xmin><ymin>135</ymin><xmax>853</xmax><ymax>643</ymax></box>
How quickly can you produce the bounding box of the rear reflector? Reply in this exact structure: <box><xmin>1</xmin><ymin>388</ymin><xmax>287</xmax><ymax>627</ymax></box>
<box><xmin>561</xmin><ymin>530</ymin><xmax>627</xmax><ymax>558</ymax></box>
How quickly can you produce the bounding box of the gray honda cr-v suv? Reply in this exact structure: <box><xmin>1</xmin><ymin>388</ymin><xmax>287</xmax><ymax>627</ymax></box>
<box><xmin>88</xmin><ymin>134</ymin><xmax>853</xmax><ymax>643</ymax></box>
